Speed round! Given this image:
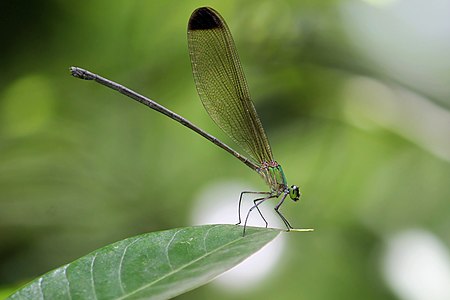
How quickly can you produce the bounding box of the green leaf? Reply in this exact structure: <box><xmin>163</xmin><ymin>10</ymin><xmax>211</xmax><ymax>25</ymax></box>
<box><xmin>7</xmin><ymin>225</ymin><xmax>280</xmax><ymax>299</ymax></box>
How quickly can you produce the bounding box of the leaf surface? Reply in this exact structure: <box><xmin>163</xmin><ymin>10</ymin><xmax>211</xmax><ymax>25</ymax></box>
<box><xmin>8</xmin><ymin>225</ymin><xmax>280</xmax><ymax>299</ymax></box>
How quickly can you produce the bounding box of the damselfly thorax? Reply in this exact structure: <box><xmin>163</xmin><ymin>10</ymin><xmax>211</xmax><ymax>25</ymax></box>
<box><xmin>258</xmin><ymin>161</ymin><xmax>300</xmax><ymax>199</ymax></box>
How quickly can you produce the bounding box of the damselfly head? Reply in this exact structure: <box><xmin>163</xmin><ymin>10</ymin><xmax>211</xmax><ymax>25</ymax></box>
<box><xmin>289</xmin><ymin>185</ymin><xmax>301</xmax><ymax>201</ymax></box>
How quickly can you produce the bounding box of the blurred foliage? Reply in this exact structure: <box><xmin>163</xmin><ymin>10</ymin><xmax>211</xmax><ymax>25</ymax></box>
<box><xmin>1</xmin><ymin>0</ymin><xmax>449</xmax><ymax>299</ymax></box>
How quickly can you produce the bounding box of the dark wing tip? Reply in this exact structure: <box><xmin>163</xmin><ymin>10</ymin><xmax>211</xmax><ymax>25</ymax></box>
<box><xmin>188</xmin><ymin>7</ymin><xmax>223</xmax><ymax>30</ymax></box>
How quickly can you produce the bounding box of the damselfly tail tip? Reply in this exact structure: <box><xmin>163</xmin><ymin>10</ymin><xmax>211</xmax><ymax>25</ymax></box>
<box><xmin>188</xmin><ymin>7</ymin><xmax>222</xmax><ymax>31</ymax></box>
<box><xmin>69</xmin><ymin>66</ymin><xmax>95</xmax><ymax>81</ymax></box>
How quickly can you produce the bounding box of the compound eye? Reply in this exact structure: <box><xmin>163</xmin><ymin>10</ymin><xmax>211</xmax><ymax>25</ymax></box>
<box><xmin>290</xmin><ymin>185</ymin><xmax>300</xmax><ymax>201</ymax></box>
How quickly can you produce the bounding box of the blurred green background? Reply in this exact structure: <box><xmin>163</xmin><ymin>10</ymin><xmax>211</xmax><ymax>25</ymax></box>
<box><xmin>1</xmin><ymin>0</ymin><xmax>450</xmax><ymax>299</ymax></box>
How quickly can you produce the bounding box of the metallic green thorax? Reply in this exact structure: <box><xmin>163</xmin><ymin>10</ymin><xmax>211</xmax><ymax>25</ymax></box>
<box><xmin>258</xmin><ymin>162</ymin><xmax>288</xmax><ymax>195</ymax></box>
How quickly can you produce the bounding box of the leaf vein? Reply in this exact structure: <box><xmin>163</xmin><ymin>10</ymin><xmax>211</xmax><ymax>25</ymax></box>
<box><xmin>165</xmin><ymin>229</ymin><xmax>183</xmax><ymax>271</ymax></box>
<box><xmin>62</xmin><ymin>265</ymin><xmax>72</xmax><ymax>300</ymax></box>
<box><xmin>118</xmin><ymin>237</ymin><xmax>144</xmax><ymax>295</ymax></box>
<box><xmin>90</xmin><ymin>252</ymin><xmax>98</xmax><ymax>300</ymax></box>
<box><xmin>203</xmin><ymin>224</ymin><xmax>220</xmax><ymax>252</ymax></box>
<box><xmin>38</xmin><ymin>277</ymin><xmax>44</xmax><ymax>300</ymax></box>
